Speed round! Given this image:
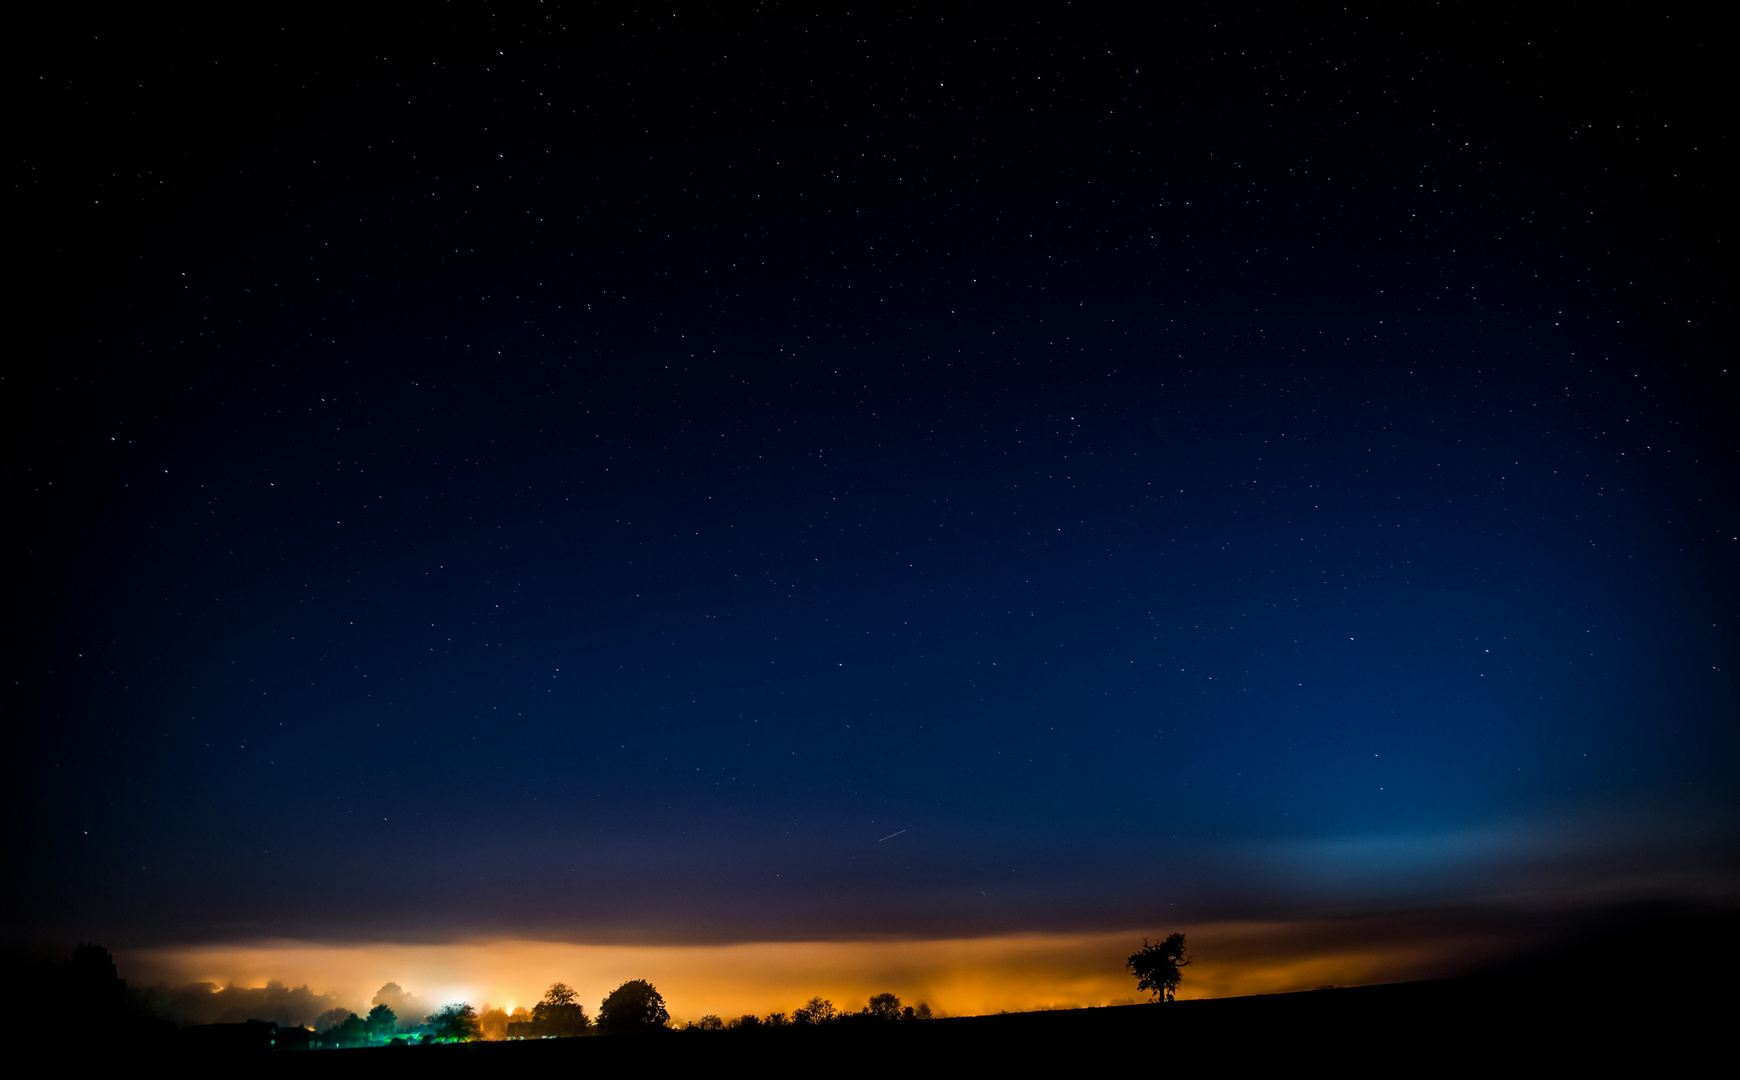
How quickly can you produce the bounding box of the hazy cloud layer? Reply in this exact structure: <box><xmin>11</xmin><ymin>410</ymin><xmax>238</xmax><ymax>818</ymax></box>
<box><xmin>131</xmin><ymin>979</ymin><xmax>343</xmax><ymax>1028</ymax></box>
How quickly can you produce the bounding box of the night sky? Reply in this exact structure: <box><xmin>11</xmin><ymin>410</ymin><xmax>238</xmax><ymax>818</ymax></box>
<box><xmin>9</xmin><ymin>6</ymin><xmax>1734</xmax><ymax>996</ymax></box>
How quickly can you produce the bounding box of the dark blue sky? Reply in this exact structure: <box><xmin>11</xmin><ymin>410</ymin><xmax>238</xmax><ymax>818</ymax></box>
<box><xmin>10</xmin><ymin>6</ymin><xmax>1733</xmax><ymax>951</ymax></box>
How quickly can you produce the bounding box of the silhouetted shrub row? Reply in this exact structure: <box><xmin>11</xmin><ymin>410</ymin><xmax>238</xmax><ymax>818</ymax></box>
<box><xmin>682</xmin><ymin>993</ymin><xmax>934</xmax><ymax>1032</ymax></box>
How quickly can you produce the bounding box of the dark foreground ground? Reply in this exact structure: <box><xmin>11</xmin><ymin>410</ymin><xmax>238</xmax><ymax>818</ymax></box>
<box><xmin>193</xmin><ymin>942</ymin><xmax>1734</xmax><ymax>1074</ymax></box>
<box><xmin>50</xmin><ymin>911</ymin><xmax>1740</xmax><ymax>1073</ymax></box>
<box><xmin>302</xmin><ymin>975</ymin><xmax>1726</xmax><ymax>1073</ymax></box>
<box><xmin>172</xmin><ymin>981</ymin><xmax>1705</xmax><ymax>1077</ymax></box>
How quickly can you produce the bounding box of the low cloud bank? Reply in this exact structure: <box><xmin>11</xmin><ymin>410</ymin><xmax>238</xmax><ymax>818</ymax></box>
<box><xmin>132</xmin><ymin>979</ymin><xmax>345</xmax><ymax>1028</ymax></box>
<box><xmin>128</xmin><ymin>978</ymin><xmax>439</xmax><ymax>1031</ymax></box>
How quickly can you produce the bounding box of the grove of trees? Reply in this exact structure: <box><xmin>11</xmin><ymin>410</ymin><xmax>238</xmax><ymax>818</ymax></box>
<box><xmin>315</xmin><ymin>1004</ymin><xmax>399</xmax><ymax>1046</ymax></box>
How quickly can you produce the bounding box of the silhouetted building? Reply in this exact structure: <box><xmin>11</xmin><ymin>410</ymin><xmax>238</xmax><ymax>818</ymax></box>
<box><xmin>182</xmin><ymin>1019</ymin><xmax>281</xmax><ymax>1053</ymax></box>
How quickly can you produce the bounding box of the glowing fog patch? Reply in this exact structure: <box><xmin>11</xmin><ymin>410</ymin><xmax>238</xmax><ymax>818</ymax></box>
<box><xmin>118</xmin><ymin>919</ymin><xmax>1509</xmax><ymax>1024</ymax></box>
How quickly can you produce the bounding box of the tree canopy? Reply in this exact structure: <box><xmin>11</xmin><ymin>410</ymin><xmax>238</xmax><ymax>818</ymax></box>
<box><xmin>1126</xmin><ymin>933</ymin><xmax>1192</xmax><ymax>1002</ymax></box>
<box><xmin>793</xmin><ymin>996</ymin><xmax>837</xmax><ymax>1025</ymax></box>
<box><xmin>319</xmin><ymin>1011</ymin><xmax>370</xmax><ymax>1046</ymax></box>
<box><xmin>532</xmin><ymin>982</ymin><xmax>591</xmax><ymax>1037</ymax></box>
<box><xmin>542</xmin><ymin>982</ymin><xmax>579</xmax><ymax>1007</ymax></box>
<box><xmin>597</xmin><ymin>980</ymin><xmax>669</xmax><ymax>1035</ymax></box>
<box><xmin>365</xmin><ymin>1003</ymin><xmax>397</xmax><ymax>1037</ymax></box>
<box><xmin>430</xmin><ymin>1002</ymin><xmax>482</xmax><ymax>1041</ymax></box>
<box><xmin>865</xmin><ymin>993</ymin><xmax>903</xmax><ymax>1020</ymax></box>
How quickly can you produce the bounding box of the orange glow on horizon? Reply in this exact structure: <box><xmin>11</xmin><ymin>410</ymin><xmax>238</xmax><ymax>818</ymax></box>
<box><xmin>117</xmin><ymin>918</ymin><xmax>1518</xmax><ymax>1024</ymax></box>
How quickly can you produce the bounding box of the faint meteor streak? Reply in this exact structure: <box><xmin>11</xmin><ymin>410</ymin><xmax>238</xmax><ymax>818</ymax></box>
<box><xmin>877</xmin><ymin>830</ymin><xmax>906</xmax><ymax>842</ymax></box>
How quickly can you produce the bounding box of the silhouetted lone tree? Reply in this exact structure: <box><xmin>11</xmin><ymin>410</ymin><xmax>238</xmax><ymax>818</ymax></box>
<box><xmin>597</xmin><ymin>980</ymin><xmax>669</xmax><ymax>1035</ymax></box>
<box><xmin>1127</xmin><ymin>933</ymin><xmax>1192</xmax><ymax>1002</ymax></box>
<box><xmin>532</xmin><ymin>982</ymin><xmax>592</xmax><ymax>1037</ymax></box>
<box><xmin>431</xmin><ymin>1002</ymin><xmax>482</xmax><ymax>1041</ymax></box>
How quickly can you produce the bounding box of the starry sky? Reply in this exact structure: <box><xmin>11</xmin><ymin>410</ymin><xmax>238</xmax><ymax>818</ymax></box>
<box><xmin>8</xmin><ymin>5</ymin><xmax>1734</xmax><ymax>980</ymax></box>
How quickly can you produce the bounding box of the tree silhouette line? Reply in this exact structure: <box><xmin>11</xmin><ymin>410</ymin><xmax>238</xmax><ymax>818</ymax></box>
<box><xmin>309</xmin><ymin>933</ymin><xmax>1192</xmax><ymax>1045</ymax></box>
<box><xmin>11</xmin><ymin>933</ymin><xmax>1191</xmax><ymax>1051</ymax></box>
<box><xmin>682</xmin><ymin>991</ymin><xmax>935</xmax><ymax>1033</ymax></box>
<box><xmin>308</xmin><ymin>980</ymin><xmax>943</xmax><ymax>1045</ymax></box>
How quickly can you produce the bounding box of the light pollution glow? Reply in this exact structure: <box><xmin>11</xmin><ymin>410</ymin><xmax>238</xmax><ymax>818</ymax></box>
<box><xmin>118</xmin><ymin>917</ymin><xmax>1523</xmax><ymax>1024</ymax></box>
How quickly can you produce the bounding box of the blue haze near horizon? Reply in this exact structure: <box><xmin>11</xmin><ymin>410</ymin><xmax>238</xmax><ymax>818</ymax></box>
<box><xmin>40</xmin><ymin>185</ymin><xmax>1732</xmax><ymax>946</ymax></box>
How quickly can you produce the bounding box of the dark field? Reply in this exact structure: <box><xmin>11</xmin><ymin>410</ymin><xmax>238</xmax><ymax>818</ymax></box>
<box><xmin>22</xmin><ymin>912</ymin><xmax>1732</xmax><ymax>1072</ymax></box>
<box><xmin>199</xmin><ymin>966</ymin><xmax>1727</xmax><ymax>1073</ymax></box>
